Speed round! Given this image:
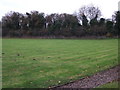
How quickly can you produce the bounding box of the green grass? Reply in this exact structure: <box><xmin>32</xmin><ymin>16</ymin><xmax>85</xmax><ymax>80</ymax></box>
<box><xmin>97</xmin><ymin>81</ymin><xmax>119</xmax><ymax>88</ymax></box>
<box><xmin>2</xmin><ymin>38</ymin><xmax>119</xmax><ymax>88</ymax></box>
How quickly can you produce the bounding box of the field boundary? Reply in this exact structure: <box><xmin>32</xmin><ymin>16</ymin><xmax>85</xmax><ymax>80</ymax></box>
<box><xmin>2</xmin><ymin>36</ymin><xmax>119</xmax><ymax>40</ymax></box>
<box><xmin>50</xmin><ymin>64</ymin><xmax>120</xmax><ymax>88</ymax></box>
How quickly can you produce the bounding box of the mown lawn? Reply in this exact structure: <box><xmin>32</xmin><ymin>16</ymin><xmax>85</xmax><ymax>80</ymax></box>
<box><xmin>97</xmin><ymin>81</ymin><xmax>119</xmax><ymax>88</ymax></box>
<box><xmin>2</xmin><ymin>38</ymin><xmax>118</xmax><ymax>88</ymax></box>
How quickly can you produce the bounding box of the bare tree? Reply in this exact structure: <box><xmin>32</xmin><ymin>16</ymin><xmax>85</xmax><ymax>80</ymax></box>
<box><xmin>78</xmin><ymin>4</ymin><xmax>101</xmax><ymax>21</ymax></box>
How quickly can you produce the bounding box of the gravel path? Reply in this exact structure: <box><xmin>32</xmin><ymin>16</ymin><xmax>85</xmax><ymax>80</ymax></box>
<box><xmin>51</xmin><ymin>65</ymin><xmax>120</xmax><ymax>89</ymax></box>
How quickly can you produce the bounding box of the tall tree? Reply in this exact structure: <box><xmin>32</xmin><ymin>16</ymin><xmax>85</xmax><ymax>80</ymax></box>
<box><xmin>90</xmin><ymin>14</ymin><xmax>98</xmax><ymax>26</ymax></box>
<box><xmin>28</xmin><ymin>11</ymin><xmax>46</xmax><ymax>30</ymax></box>
<box><xmin>115</xmin><ymin>11</ymin><xmax>120</xmax><ymax>35</ymax></box>
<box><xmin>98</xmin><ymin>18</ymin><xmax>105</xmax><ymax>26</ymax></box>
<box><xmin>2</xmin><ymin>11</ymin><xmax>22</xmax><ymax>36</ymax></box>
<box><xmin>106</xmin><ymin>20</ymin><xmax>114</xmax><ymax>35</ymax></box>
<box><xmin>81</xmin><ymin>14</ymin><xmax>88</xmax><ymax>27</ymax></box>
<box><xmin>2</xmin><ymin>11</ymin><xmax>21</xmax><ymax>30</ymax></box>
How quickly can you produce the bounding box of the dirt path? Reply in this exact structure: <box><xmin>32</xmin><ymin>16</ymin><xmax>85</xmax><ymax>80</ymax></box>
<box><xmin>51</xmin><ymin>65</ymin><xmax>120</xmax><ymax>88</ymax></box>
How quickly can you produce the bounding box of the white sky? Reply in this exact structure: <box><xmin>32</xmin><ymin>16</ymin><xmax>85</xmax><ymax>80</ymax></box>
<box><xmin>0</xmin><ymin>0</ymin><xmax>120</xmax><ymax>20</ymax></box>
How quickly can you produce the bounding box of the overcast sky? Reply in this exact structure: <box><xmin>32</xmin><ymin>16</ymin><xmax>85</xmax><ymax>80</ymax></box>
<box><xmin>0</xmin><ymin>0</ymin><xmax>120</xmax><ymax>20</ymax></box>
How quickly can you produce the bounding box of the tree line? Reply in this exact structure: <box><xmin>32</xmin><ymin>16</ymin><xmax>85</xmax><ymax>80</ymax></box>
<box><xmin>2</xmin><ymin>5</ymin><xmax>120</xmax><ymax>38</ymax></box>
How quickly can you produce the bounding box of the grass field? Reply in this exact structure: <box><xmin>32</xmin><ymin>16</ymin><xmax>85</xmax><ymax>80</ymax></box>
<box><xmin>97</xmin><ymin>81</ymin><xmax>119</xmax><ymax>88</ymax></box>
<box><xmin>2</xmin><ymin>38</ymin><xmax>119</xmax><ymax>88</ymax></box>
